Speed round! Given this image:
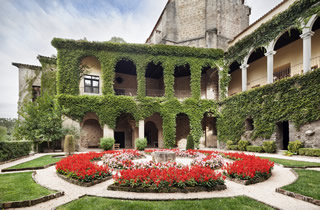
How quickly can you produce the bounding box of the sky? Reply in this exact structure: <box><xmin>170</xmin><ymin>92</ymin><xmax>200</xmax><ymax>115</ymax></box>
<box><xmin>0</xmin><ymin>0</ymin><xmax>282</xmax><ymax>118</ymax></box>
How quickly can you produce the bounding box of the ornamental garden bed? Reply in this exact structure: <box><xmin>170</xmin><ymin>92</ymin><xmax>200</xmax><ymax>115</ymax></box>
<box><xmin>56</xmin><ymin>172</ymin><xmax>112</xmax><ymax>187</ymax></box>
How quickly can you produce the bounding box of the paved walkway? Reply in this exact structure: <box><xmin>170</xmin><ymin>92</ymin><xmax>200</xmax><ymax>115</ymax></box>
<box><xmin>1</xmin><ymin>151</ymin><xmax>320</xmax><ymax>210</ymax></box>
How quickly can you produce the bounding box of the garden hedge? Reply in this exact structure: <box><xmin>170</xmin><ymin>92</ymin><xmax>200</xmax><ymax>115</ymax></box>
<box><xmin>246</xmin><ymin>146</ymin><xmax>264</xmax><ymax>153</ymax></box>
<box><xmin>0</xmin><ymin>141</ymin><xmax>32</xmax><ymax>162</ymax></box>
<box><xmin>298</xmin><ymin>148</ymin><xmax>320</xmax><ymax>157</ymax></box>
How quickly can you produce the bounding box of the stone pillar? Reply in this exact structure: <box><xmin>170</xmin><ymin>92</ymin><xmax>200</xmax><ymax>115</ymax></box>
<box><xmin>139</xmin><ymin>120</ymin><xmax>144</xmax><ymax>139</ymax></box>
<box><xmin>103</xmin><ymin>125</ymin><xmax>114</xmax><ymax>138</ymax></box>
<box><xmin>265</xmin><ymin>51</ymin><xmax>276</xmax><ymax>84</ymax></box>
<box><xmin>240</xmin><ymin>64</ymin><xmax>249</xmax><ymax>92</ymax></box>
<box><xmin>300</xmin><ymin>31</ymin><xmax>314</xmax><ymax>73</ymax></box>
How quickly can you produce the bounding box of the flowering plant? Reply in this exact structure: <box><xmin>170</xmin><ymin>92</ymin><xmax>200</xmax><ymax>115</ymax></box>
<box><xmin>191</xmin><ymin>154</ymin><xmax>225</xmax><ymax>169</ymax></box>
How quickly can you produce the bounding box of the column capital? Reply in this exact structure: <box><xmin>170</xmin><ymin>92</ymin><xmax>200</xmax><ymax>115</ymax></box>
<box><xmin>240</xmin><ymin>64</ymin><xmax>249</xmax><ymax>70</ymax></box>
<box><xmin>300</xmin><ymin>31</ymin><xmax>314</xmax><ymax>39</ymax></box>
<box><xmin>265</xmin><ymin>50</ymin><xmax>277</xmax><ymax>56</ymax></box>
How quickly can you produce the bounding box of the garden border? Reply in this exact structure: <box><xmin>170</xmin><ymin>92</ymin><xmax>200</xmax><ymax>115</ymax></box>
<box><xmin>107</xmin><ymin>184</ymin><xmax>227</xmax><ymax>193</ymax></box>
<box><xmin>275</xmin><ymin>169</ymin><xmax>320</xmax><ymax>206</ymax></box>
<box><xmin>56</xmin><ymin>172</ymin><xmax>112</xmax><ymax>187</ymax></box>
<box><xmin>0</xmin><ymin>171</ymin><xmax>64</xmax><ymax>209</ymax></box>
<box><xmin>0</xmin><ymin>153</ymin><xmax>35</xmax><ymax>165</ymax></box>
<box><xmin>226</xmin><ymin>174</ymin><xmax>271</xmax><ymax>185</ymax></box>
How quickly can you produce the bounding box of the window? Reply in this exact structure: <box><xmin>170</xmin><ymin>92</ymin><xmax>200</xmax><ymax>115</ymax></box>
<box><xmin>84</xmin><ymin>75</ymin><xmax>99</xmax><ymax>94</ymax></box>
<box><xmin>32</xmin><ymin>86</ymin><xmax>41</xmax><ymax>102</ymax></box>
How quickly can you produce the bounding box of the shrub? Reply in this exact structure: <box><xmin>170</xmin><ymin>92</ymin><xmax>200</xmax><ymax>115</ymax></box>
<box><xmin>262</xmin><ymin>141</ymin><xmax>277</xmax><ymax>153</ymax></box>
<box><xmin>135</xmin><ymin>138</ymin><xmax>147</xmax><ymax>151</ymax></box>
<box><xmin>283</xmin><ymin>151</ymin><xmax>294</xmax><ymax>156</ymax></box>
<box><xmin>0</xmin><ymin>126</ymin><xmax>7</xmax><ymax>141</ymax></box>
<box><xmin>226</xmin><ymin>140</ymin><xmax>234</xmax><ymax>150</ymax></box>
<box><xmin>186</xmin><ymin>135</ymin><xmax>194</xmax><ymax>150</ymax></box>
<box><xmin>246</xmin><ymin>146</ymin><xmax>264</xmax><ymax>153</ymax></box>
<box><xmin>100</xmin><ymin>138</ymin><xmax>115</xmax><ymax>151</ymax></box>
<box><xmin>229</xmin><ymin>145</ymin><xmax>239</xmax><ymax>150</ymax></box>
<box><xmin>64</xmin><ymin>135</ymin><xmax>75</xmax><ymax>156</ymax></box>
<box><xmin>298</xmin><ymin>148</ymin><xmax>320</xmax><ymax>157</ymax></box>
<box><xmin>238</xmin><ymin>140</ymin><xmax>250</xmax><ymax>151</ymax></box>
<box><xmin>0</xmin><ymin>141</ymin><xmax>32</xmax><ymax>162</ymax></box>
<box><xmin>288</xmin><ymin>140</ymin><xmax>303</xmax><ymax>154</ymax></box>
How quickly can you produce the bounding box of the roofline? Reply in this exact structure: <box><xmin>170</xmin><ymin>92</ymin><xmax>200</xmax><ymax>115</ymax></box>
<box><xmin>229</xmin><ymin>0</ymin><xmax>288</xmax><ymax>45</ymax></box>
<box><xmin>145</xmin><ymin>0</ymin><xmax>170</xmax><ymax>43</ymax></box>
<box><xmin>37</xmin><ymin>55</ymin><xmax>57</xmax><ymax>65</ymax></box>
<box><xmin>12</xmin><ymin>62</ymin><xmax>42</xmax><ymax>70</ymax></box>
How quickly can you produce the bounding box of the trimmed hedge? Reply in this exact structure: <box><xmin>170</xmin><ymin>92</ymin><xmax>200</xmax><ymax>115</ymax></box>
<box><xmin>246</xmin><ymin>146</ymin><xmax>264</xmax><ymax>153</ymax></box>
<box><xmin>229</xmin><ymin>145</ymin><xmax>239</xmax><ymax>150</ymax></box>
<box><xmin>288</xmin><ymin>140</ymin><xmax>303</xmax><ymax>154</ymax></box>
<box><xmin>0</xmin><ymin>141</ymin><xmax>32</xmax><ymax>162</ymax></box>
<box><xmin>238</xmin><ymin>140</ymin><xmax>250</xmax><ymax>151</ymax></box>
<box><xmin>262</xmin><ymin>141</ymin><xmax>277</xmax><ymax>153</ymax></box>
<box><xmin>298</xmin><ymin>148</ymin><xmax>320</xmax><ymax>157</ymax></box>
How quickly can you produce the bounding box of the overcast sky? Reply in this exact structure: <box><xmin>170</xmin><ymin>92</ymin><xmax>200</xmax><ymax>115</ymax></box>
<box><xmin>0</xmin><ymin>0</ymin><xmax>282</xmax><ymax>118</ymax></box>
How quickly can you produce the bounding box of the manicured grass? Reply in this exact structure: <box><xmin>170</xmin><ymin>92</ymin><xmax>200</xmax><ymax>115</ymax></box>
<box><xmin>57</xmin><ymin>195</ymin><xmax>273</xmax><ymax>210</ymax></box>
<box><xmin>0</xmin><ymin>172</ymin><xmax>55</xmax><ymax>203</ymax></box>
<box><xmin>7</xmin><ymin>155</ymin><xmax>61</xmax><ymax>169</ymax></box>
<box><xmin>258</xmin><ymin>157</ymin><xmax>320</xmax><ymax>167</ymax></box>
<box><xmin>282</xmin><ymin>169</ymin><xmax>320</xmax><ymax>200</ymax></box>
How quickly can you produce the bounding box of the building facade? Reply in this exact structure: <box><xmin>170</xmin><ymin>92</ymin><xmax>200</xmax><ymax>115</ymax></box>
<box><xmin>13</xmin><ymin>0</ymin><xmax>320</xmax><ymax>151</ymax></box>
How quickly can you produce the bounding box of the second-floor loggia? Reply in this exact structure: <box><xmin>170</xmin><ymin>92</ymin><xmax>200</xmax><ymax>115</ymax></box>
<box><xmin>145</xmin><ymin>62</ymin><xmax>164</xmax><ymax>97</ymax></box>
<box><xmin>174</xmin><ymin>64</ymin><xmax>191</xmax><ymax>99</ymax></box>
<box><xmin>114</xmin><ymin>59</ymin><xmax>137</xmax><ymax>96</ymax></box>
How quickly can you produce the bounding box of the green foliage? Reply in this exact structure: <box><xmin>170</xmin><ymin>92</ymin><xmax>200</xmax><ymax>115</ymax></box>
<box><xmin>246</xmin><ymin>146</ymin><xmax>264</xmax><ymax>153</ymax></box>
<box><xmin>135</xmin><ymin>138</ymin><xmax>147</xmax><ymax>151</ymax></box>
<box><xmin>14</xmin><ymin>93</ymin><xmax>65</xmax><ymax>148</ymax></box>
<box><xmin>0</xmin><ymin>118</ymin><xmax>16</xmax><ymax>135</ymax></box>
<box><xmin>283</xmin><ymin>151</ymin><xmax>294</xmax><ymax>156</ymax></box>
<box><xmin>0</xmin><ymin>126</ymin><xmax>7</xmax><ymax>141</ymax></box>
<box><xmin>0</xmin><ymin>141</ymin><xmax>32</xmax><ymax>162</ymax></box>
<box><xmin>238</xmin><ymin>140</ymin><xmax>250</xmax><ymax>151</ymax></box>
<box><xmin>108</xmin><ymin>37</ymin><xmax>126</xmax><ymax>43</ymax></box>
<box><xmin>298</xmin><ymin>148</ymin><xmax>320</xmax><ymax>157</ymax></box>
<box><xmin>218</xmin><ymin>69</ymin><xmax>320</xmax><ymax>142</ymax></box>
<box><xmin>100</xmin><ymin>138</ymin><xmax>115</xmax><ymax>150</ymax></box>
<box><xmin>64</xmin><ymin>135</ymin><xmax>75</xmax><ymax>155</ymax></box>
<box><xmin>288</xmin><ymin>140</ymin><xmax>304</xmax><ymax>154</ymax></box>
<box><xmin>262</xmin><ymin>141</ymin><xmax>277</xmax><ymax>153</ymax></box>
<box><xmin>186</xmin><ymin>135</ymin><xmax>194</xmax><ymax>150</ymax></box>
<box><xmin>229</xmin><ymin>145</ymin><xmax>239</xmax><ymax>151</ymax></box>
<box><xmin>226</xmin><ymin>0</ymin><xmax>320</xmax><ymax>64</ymax></box>
<box><xmin>226</xmin><ymin>140</ymin><xmax>234</xmax><ymax>149</ymax></box>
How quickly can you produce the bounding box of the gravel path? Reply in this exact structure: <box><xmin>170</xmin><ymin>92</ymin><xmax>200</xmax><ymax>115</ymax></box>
<box><xmin>1</xmin><ymin>152</ymin><xmax>320</xmax><ymax>210</ymax></box>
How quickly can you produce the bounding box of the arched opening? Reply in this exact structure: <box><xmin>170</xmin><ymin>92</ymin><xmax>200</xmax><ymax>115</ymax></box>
<box><xmin>311</xmin><ymin>17</ymin><xmax>320</xmax><ymax>70</ymax></box>
<box><xmin>80</xmin><ymin>56</ymin><xmax>102</xmax><ymax>95</ymax></box>
<box><xmin>201</xmin><ymin>66</ymin><xmax>219</xmax><ymax>100</ymax></box>
<box><xmin>175</xmin><ymin>113</ymin><xmax>190</xmax><ymax>148</ymax></box>
<box><xmin>247</xmin><ymin>47</ymin><xmax>267</xmax><ymax>90</ymax></box>
<box><xmin>228</xmin><ymin>61</ymin><xmax>241</xmax><ymax>96</ymax></box>
<box><xmin>245</xmin><ymin>118</ymin><xmax>254</xmax><ymax>131</ymax></box>
<box><xmin>114</xmin><ymin>59</ymin><xmax>137</xmax><ymax>96</ymax></box>
<box><xmin>145</xmin><ymin>113</ymin><xmax>163</xmax><ymax>148</ymax></box>
<box><xmin>145</xmin><ymin>62</ymin><xmax>164</xmax><ymax>97</ymax></box>
<box><xmin>174</xmin><ymin>64</ymin><xmax>191</xmax><ymax>99</ymax></box>
<box><xmin>115</xmin><ymin>113</ymin><xmax>137</xmax><ymax>148</ymax></box>
<box><xmin>276</xmin><ymin>121</ymin><xmax>290</xmax><ymax>150</ymax></box>
<box><xmin>81</xmin><ymin>113</ymin><xmax>103</xmax><ymax>148</ymax></box>
<box><xmin>201</xmin><ymin>112</ymin><xmax>217</xmax><ymax>148</ymax></box>
<box><xmin>274</xmin><ymin>28</ymin><xmax>302</xmax><ymax>78</ymax></box>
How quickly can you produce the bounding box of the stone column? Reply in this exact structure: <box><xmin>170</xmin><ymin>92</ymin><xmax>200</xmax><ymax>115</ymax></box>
<box><xmin>300</xmin><ymin>31</ymin><xmax>314</xmax><ymax>73</ymax></box>
<box><xmin>240</xmin><ymin>64</ymin><xmax>249</xmax><ymax>92</ymax></box>
<box><xmin>265</xmin><ymin>51</ymin><xmax>276</xmax><ymax>84</ymax></box>
<box><xmin>138</xmin><ymin>120</ymin><xmax>144</xmax><ymax>139</ymax></box>
<box><xmin>103</xmin><ymin>125</ymin><xmax>114</xmax><ymax>138</ymax></box>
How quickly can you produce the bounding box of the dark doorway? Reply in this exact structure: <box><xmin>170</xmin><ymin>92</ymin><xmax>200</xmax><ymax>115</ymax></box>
<box><xmin>276</xmin><ymin>121</ymin><xmax>289</xmax><ymax>150</ymax></box>
<box><xmin>145</xmin><ymin>121</ymin><xmax>158</xmax><ymax>148</ymax></box>
<box><xmin>114</xmin><ymin>132</ymin><xmax>125</xmax><ymax>148</ymax></box>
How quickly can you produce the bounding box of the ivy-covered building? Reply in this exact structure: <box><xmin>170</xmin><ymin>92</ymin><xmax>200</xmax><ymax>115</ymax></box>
<box><xmin>13</xmin><ymin>0</ymin><xmax>320</xmax><ymax>150</ymax></box>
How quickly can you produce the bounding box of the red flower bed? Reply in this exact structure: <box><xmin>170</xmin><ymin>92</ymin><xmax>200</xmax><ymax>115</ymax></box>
<box><xmin>56</xmin><ymin>152</ymin><xmax>111</xmax><ymax>182</ymax></box>
<box><xmin>113</xmin><ymin>165</ymin><xmax>225</xmax><ymax>189</ymax></box>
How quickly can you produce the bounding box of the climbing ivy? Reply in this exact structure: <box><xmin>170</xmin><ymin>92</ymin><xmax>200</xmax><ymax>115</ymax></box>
<box><xmin>226</xmin><ymin>0</ymin><xmax>320</xmax><ymax>64</ymax></box>
<box><xmin>218</xmin><ymin>68</ymin><xmax>320</xmax><ymax>142</ymax></box>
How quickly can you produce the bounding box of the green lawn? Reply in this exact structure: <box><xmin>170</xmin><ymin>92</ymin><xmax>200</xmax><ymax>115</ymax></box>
<box><xmin>282</xmin><ymin>169</ymin><xmax>320</xmax><ymax>200</ymax></box>
<box><xmin>57</xmin><ymin>195</ymin><xmax>273</xmax><ymax>210</ymax></box>
<box><xmin>7</xmin><ymin>155</ymin><xmax>61</xmax><ymax>169</ymax></box>
<box><xmin>0</xmin><ymin>172</ymin><xmax>56</xmax><ymax>203</ymax></box>
<box><xmin>258</xmin><ymin>157</ymin><xmax>320</xmax><ymax>167</ymax></box>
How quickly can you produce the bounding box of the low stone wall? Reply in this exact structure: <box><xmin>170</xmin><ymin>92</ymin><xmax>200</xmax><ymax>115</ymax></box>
<box><xmin>1</xmin><ymin>162</ymin><xmax>57</xmax><ymax>172</ymax></box>
<box><xmin>276</xmin><ymin>188</ymin><xmax>320</xmax><ymax>206</ymax></box>
<box><xmin>0</xmin><ymin>153</ymin><xmax>35</xmax><ymax>165</ymax></box>
<box><xmin>56</xmin><ymin>172</ymin><xmax>112</xmax><ymax>187</ymax></box>
<box><xmin>108</xmin><ymin>184</ymin><xmax>227</xmax><ymax>193</ymax></box>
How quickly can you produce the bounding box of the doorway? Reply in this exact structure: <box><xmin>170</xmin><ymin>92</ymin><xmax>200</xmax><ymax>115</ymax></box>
<box><xmin>114</xmin><ymin>132</ymin><xmax>125</xmax><ymax>148</ymax></box>
<box><xmin>276</xmin><ymin>121</ymin><xmax>289</xmax><ymax>150</ymax></box>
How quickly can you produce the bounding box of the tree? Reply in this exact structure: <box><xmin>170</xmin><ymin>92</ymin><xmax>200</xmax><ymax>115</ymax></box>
<box><xmin>108</xmin><ymin>36</ymin><xmax>126</xmax><ymax>43</ymax></box>
<box><xmin>0</xmin><ymin>118</ymin><xmax>16</xmax><ymax>135</ymax></box>
<box><xmin>14</xmin><ymin>93</ymin><xmax>65</xmax><ymax>151</ymax></box>
<box><xmin>0</xmin><ymin>126</ymin><xmax>7</xmax><ymax>141</ymax></box>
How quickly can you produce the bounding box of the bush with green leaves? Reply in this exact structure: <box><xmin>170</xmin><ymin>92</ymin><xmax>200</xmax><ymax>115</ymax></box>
<box><xmin>64</xmin><ymin>135</ymin><xmax>75</xmax><ymax>156</ymax></box>
<box><xmin>100</xmin><ymin>138</ymin><xmax>115</xmax><ymax>150</ymax></box>
<box><xmin>135</xmin><ymin>138</ymin><xmax>147</xmax><ymax>151</ymax></box>
<box><xmin>0</xmin><ymin>141</ymin><xmax>32</xmax><ymax>162</ymax></box>
<box><xmin>186</xmin><ymin>135</ymin><xmax>194</xmax><ymax>150</ymax></box>
<box><xmin>298</xmin><ymin>148</ymin><xmax>320</xmax><ymax>157</ymax></box>
<box><xmin>0</xmin><ymin>126</ymin><xmax>7</xmax><ymax>141</ymax></box>
<box><xmin>288</xmin><ymin>140</ymin><xmax>304</xmax><ymax>154</ymax></box>
<box><xmin>238</xmin><ymin>140</ymin><xmax>250</xmax><ymax>151</ymax></box>
<box><xmin>262</xmin><ymin>141</ymin><xmax>277</xmax><ymax>153</ymax></box>
<box><xmin>246</xmin><ymin>146</ymin><xmax>264</xmax><ymax>153</ymax></box>
<box><xmin>229</xmin><ymin>145</ymin><xmax>239</xmax><ymax>150</ymax></box>
<box><xmin>226</xmin><ymin>140</ymin><xmax>234</xmax><ymax>150</ymax></box>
